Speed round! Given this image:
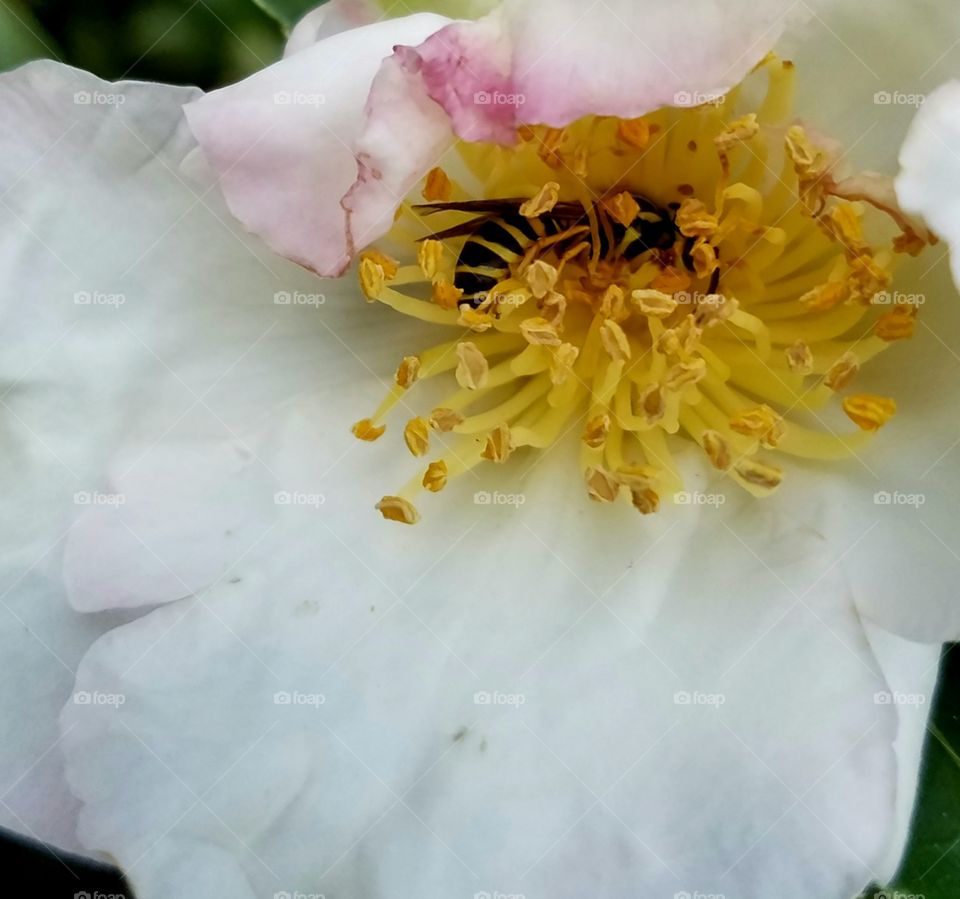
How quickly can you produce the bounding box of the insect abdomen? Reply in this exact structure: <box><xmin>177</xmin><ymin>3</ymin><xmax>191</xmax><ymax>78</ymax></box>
<box><xmin>455</xmin><ymin>211</ymin><xmax>561</xmax><ymax>307</ymax></box>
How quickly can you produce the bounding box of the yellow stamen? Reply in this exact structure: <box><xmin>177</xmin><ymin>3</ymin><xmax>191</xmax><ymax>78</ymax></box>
<box><xmin>352</xmin><ymin>56</ymin><xmax>928</xmax><ymax>522</ymax></box>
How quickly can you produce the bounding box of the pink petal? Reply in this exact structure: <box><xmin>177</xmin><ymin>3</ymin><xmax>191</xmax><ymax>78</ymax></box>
<box><xmin>405</xmin><ymin>0</ymin><xmax>813</xmax><ymax>143</ymax></box>
<box><xmin>185</xmin><ymin>13</ymin><xmax>451</xmax><ymax>277</ymax></box>
<box><xmin>284</xmin><ymin>0</ymin><xmax>383</xmax><ymax>57</ymax></box>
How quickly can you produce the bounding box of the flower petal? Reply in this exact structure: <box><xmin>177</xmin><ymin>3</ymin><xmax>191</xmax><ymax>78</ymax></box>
<box><xmin>284</xmin><ymin>1</ymin><xmax>382</xmax><ymax>57</ymax></box>
<box><xmin>62</xmin><ymin>499</ymin><xmax>926</xmax><ymax>899</ymax></box>
<box><xmin>896</xmin><ymin>80</ymin><xmax>960</xmax><ymax>288</ymax></box>
<box><xmin>0</xmin><ymin>60</ymin><xmax>205</xmax><ymax>851</ymax></box>
<box><xmin>395</xmin><ymin>0</ymin><xmax>812</xmax><ymax>143</ymax></box>
<box><xmin>185</xmin><ymin>12</ymin><xmax>452</xmax><ymax>277</ymax></box>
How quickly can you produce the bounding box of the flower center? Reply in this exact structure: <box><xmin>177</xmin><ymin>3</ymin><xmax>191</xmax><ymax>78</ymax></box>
<box><xmin>352</xmin><ymin>55</ymin><xmax>933</xmax><ymax>524</ymax></box>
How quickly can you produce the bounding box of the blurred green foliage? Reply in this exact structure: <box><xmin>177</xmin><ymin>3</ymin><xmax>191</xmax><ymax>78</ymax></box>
<box><xmin>2</xmin><ymin>0</ymin><xmax>289</xmax><ymax>88</ymax></box>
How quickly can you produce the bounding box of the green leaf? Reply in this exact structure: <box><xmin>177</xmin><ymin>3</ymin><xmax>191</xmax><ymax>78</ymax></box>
<box><xmin>884</xmin><ymin>645</ymin><xmax>960</xmax><ymax>899</ymax></box>
<box><xmin>251</xmin><ymin>0</ymin><xmax>325</xmax><ymax>33</ymax></box>
<box><xmin>0</xmin><ymin>0</ymin><xmax>60</xmax><ymax>70</ymax></box>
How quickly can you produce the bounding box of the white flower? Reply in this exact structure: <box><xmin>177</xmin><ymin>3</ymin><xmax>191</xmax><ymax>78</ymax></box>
<box><xmin>1</xmin><ymin>2</ymin><xmax>959</xmax><ymax>899</ymax></box>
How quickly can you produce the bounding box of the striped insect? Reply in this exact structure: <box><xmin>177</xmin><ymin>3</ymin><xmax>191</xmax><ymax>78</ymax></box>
<box><xmin>414</xmin><ymin>195</ymin><xmax>708</xmax><ymax>309</ymax></box>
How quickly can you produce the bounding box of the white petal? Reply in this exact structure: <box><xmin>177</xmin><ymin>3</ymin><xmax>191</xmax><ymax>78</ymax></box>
<box><xmin>284</xmin><ymin>1</ymin><xmax>383</xmax><ymax>57</ymax></box>
<box><xmin>780</xmin><ymin>0</ymin><xmax>960</xmax><ymax>171</ymax></box>
<box><xmin>897</xmin><ymin>80</ymin><xmax>960</xmax><ymax>287</ymax></box>
<box><xmin>62</xmin><ymin>501</ymin><xmax>917</xmax><ymax>899</ymax></box>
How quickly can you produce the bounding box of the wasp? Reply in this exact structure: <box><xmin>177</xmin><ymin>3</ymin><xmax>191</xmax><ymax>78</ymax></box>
<box><xmin>414</xmin><ymin>194</ymin><xmax>717</xmax><ymax>309</ymax></box>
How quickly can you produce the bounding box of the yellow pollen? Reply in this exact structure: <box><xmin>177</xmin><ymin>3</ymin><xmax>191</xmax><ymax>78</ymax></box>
<box><xmin>585</xmin><ymin>466</ymin><xmax>620</xmax><ymax>503</ymax></box>
<box><xmin>359</xmin><ymin>258</ymin><xmax>385</xmax><ymax>301</ymax></box>
<box><xmin>702</xmin><ymin>430</ymin><xmax>732</xmax><ymax>471</ymax></box>
<box><xmin>874</xmin><ymin>304</ymin><xmax>917</xmax><ymax>341</ymax></box>
<box><xmin>352</xmin><ymin>418</ymin><xmax>385</xmax><ymax>442</ymax></box>
<box><xmin>729</xmin><ymin>405</ymin><xmax>785</xmax><ymax>448</ymax></box>
<box><xmin>843</xmin><ymin>394</ymin><xmax>897</xmax><ymax>431</ymax></box>
<box><xmin>583</xmin><ymin>414</ymin><xmax>611</xmax><ymax>448</ymax></box>
<box><xmin>675</xmin><ymin>198</ymin><xmax>718</xmax><ymax>239</ymax></box>
<box><xmin>429</xmin><ymin>407</ymin><xmax>464</xmax><ymax>432</ymax></box>
<box><xmin>423</xmin><ymin>166</ymin><xmax>452</xmax><ymax>202</ymax></box>
<box><xmin>616</xmin><ymin>117</ymin><xmax>652</xmax><ymax>149</ymax></box>
<box><xmin>524</xmin><ymin>259</ymin><xmax>559</xmax><ymax>298</ymax></box>
<box><xmin>550</xmin><ymin>343</ymin><xmax>579</xmax><ymax>385</ymax></box>
<box><xmin>481</xmin><ymin>423</ymin><xmax>514</xmax><ymax>463</ymax></box>
<box><xmin>455</xmin><ymin>342</ymin><xmax>489</xmax><ymax>389</ymax></box>
<box><xmin>734</xmin><ymin>459</ymin><xmax>783</xmax><ymax>495</ymax></box>
<box><xmin>359</xmin><ymin>248</ymin><xmax>399</xmax><ymax>280</ymax></box>
<box><xmin>352</xmin><ymin>55</ymin><xmax>932</xmax><ymax>522</ymax></box>
<box><xmin>632</xmin><ymin>289</ymin><xmax>678</xmax><ymax>318</ymax></box>
<box><xmin>431</xmin><ymin>278</ymin><xmax>463</xmax><ymax>309</ymax></box>
<box><xmin>630</xmin><ymin>487</ymin><xmax>660</xmax><ymax>515</ymax></box>
<box><xmin>422</xmin><ymin>460</ymin><xmax>448</xmax><ymax>492</ymax></box>
<box><xmin>520</xmin><ymin>181</ymin><xmax>560</xmax><ymax>217</ymax></box>
<box><xmin>600</xmin><ymin>319</ymin><xmax>631</xmax><ymax>361</ymax></box>
<box><xmin>823</xmin><ymin>351</ymin><xmax>860</xmax><ymax>392</ymax></box>
<box><xmin>395</xmin><ymin>355</ymin><xmax>421</xmax><ymax>388</ymax></box>
<box><xmin>602</xmin><ymin>191</ymin><xmax>641</xmax><ymax>227</ymax></box>
<box><xmin>403</xmin><ymin>417</ymin><xmax>431</xmax><ymax>457</ymax></box>
<box><xmin>520</xmin><ymin>316</ymin><xmax>562</xmax><ymax>346</ymax></box>
<box><xmin>377</xmin><ymin>495</ymin><xmax>420</xmax><ymax>524</ymax></box>
<box><xmin>417</xmin><ymin>240</ymin><xmax>444</xmax><ymax>279</ymax></box>
<box><xmin>786</xmin><ymin>340</ymin><xmax>814</xmax><ymax>375</ymax></box>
